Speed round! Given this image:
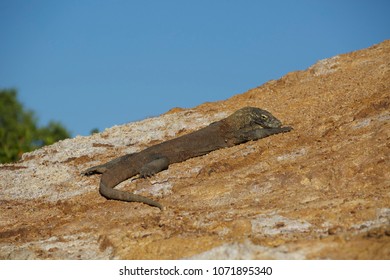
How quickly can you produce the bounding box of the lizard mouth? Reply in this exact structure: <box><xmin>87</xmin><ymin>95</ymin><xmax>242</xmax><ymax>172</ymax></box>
<box><xmin>254</xmin><ymin>120</ymin><xmax>282</xmax><ymax>128</ymax></box>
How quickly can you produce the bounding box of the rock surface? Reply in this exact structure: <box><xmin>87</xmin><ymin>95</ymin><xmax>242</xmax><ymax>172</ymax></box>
<box><xmin>1</xmin><ymin>40</ymin><xmax>389</xmax><ymax>260</ymax></box>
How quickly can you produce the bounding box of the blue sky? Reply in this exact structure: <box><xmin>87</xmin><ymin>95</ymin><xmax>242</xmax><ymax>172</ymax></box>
<box><xmin>1</xmin><ymin>1</ymin><xmax>389</xmax><ymax>136</ymax></box>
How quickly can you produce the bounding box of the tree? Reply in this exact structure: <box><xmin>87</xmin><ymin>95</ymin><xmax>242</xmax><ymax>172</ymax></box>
<box><xmin>90</xmin><ymin>128</ymin><xmax>100</xmax><ymax>135</ymax></box>
<box><xmin>0</xmin><ymin>89</ymin><xmax>71</xmax><ymax>163</ymax></box>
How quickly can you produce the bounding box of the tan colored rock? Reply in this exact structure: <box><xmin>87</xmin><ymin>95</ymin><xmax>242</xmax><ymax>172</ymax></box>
<box><xmin>1</xmin><ymin>40</ymin><xmax>389</xmax><ymax>259</ymax></box>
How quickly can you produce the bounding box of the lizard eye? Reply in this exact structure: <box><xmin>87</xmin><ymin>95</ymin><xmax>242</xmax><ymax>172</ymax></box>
<box><xmin>260</xmin><ymin>114</ymin><xmax>268</xmax><ymax>120</ymax></box>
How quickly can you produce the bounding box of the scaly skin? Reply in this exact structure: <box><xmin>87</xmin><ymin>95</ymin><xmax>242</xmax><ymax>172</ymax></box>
<box><xmin>82</xmin><ymin>107</ymin><xmax>292</xmax><ymax>209</ymax></box>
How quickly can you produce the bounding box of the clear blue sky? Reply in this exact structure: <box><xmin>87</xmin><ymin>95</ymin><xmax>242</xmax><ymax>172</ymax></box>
<box><xmin>1</xmin><ymin>1</ymin><xmax>389</xmax><ymax>136</ymax></box>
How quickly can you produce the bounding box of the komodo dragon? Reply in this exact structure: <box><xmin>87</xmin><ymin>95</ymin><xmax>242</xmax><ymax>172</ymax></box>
<box><xmin>82</xmin><ymin>107</ymin><xmax>292</xmax><ymax>210</ymax></box>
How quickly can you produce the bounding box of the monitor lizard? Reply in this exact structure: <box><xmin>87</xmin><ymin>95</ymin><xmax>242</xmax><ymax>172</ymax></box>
<box><xmin>82</xmin><ymin>107</ymin><xmax>292</xmax><ymax>209</ymax></box>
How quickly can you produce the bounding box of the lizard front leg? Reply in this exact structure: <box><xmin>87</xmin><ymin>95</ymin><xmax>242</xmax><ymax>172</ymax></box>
<box><xmin>235</xmin><ymin>126</ymin><xmax>292</xmax><ymax>143</ymax></box>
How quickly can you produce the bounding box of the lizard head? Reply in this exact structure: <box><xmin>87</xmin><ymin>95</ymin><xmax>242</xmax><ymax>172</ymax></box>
<box><xmin>229</xmin><ymin>107</ymin><xmax>283</xmax><ymax>129</ymax></box>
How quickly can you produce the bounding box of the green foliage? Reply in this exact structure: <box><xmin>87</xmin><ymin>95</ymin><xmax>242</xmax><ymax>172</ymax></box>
<box><xmin>90</xmin><ymin>128</ymin><xmax>100</xmax><ymax>135</ymax></box>
<box><xmin>0</xmin><ymin>89</ymin><xmax>71</xmax><ymax>163</ymax></box>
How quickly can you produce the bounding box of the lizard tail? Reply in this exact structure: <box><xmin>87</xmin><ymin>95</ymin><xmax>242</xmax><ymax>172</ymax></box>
<box><xmin>99</xmin><ymin>180</ymin><xmax>163</xmax><ymax>210</ymax></box>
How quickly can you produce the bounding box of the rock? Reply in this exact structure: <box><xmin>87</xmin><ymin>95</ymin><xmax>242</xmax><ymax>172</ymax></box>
<box><xmin>1</xmin><ymin>40</ymin><xmax>389</xmax><ymax>259</ymax></box>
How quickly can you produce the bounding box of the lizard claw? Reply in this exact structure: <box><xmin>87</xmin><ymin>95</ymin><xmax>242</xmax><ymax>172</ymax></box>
<box><xmin>281</xmin><ymin>126</ymin><xmax>293</xmax><ymax>132</ymax></box>
<box><xmin>139</xmin><ymin>167</ymin><xmax>156</xmax><ymax>178</ymax></box>
<box><xmin>81</xmin><ymin>165</ymin><xmax>107</xmax><ymax>176</ymax></box>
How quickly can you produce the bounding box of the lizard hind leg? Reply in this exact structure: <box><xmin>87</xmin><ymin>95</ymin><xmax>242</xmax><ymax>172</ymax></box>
<box><xmin>82</xmin><ymin>164</ymin><xmax>109</xmax><ymax>175</ymax></box>
<box><xmin>82</xmin><ymin>153</ymin><xmax>137</xmax><ymax>176</ymax></box>
<box><xmin>140</xmin><ymin>156</ymin><xmax>170</xmax><ymax>178</ymax></box>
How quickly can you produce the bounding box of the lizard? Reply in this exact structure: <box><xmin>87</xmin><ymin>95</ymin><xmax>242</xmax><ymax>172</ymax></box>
<box><xmin>82</xmin><ymin>107</ymin><xmax>292</xmax><ymax>210</ymax></box>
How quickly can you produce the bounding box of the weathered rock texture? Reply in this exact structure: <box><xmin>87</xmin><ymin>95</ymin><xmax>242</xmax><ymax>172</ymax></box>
<box><xmin>1</xmin><ymin>40</ymin><xmax>389</xmax><ymax>260</ymax></box>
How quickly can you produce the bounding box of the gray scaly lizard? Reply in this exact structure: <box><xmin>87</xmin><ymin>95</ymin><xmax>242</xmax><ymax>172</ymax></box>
<box><xmin>82</xmin><ymin>107</ymin><xmax>292</xmax><ymax>209</ymax></box>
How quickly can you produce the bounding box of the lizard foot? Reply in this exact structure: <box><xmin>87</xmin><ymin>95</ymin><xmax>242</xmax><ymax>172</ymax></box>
<box><xmin>81</xmin><ymin>165</ymin><xmax>108</xmax><ymax>176</ymax></box>
<box><xmin>140</xmin><ymin>157</ymin><xmax>169</xmax><ymax>178</ymax></box>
